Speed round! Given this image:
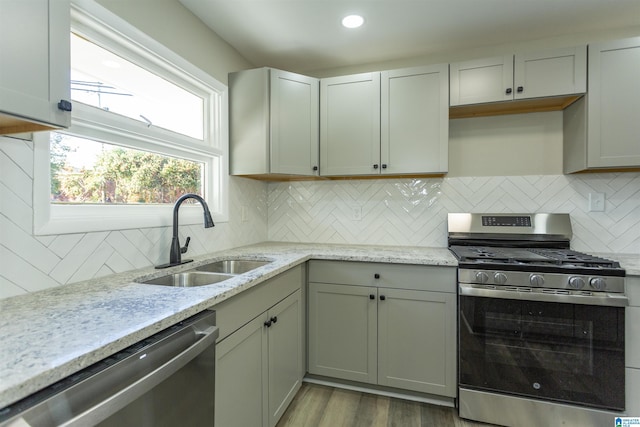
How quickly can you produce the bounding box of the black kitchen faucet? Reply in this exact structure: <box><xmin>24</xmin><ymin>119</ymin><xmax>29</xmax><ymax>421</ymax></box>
<box><xmin>156</xmin><ymin>193</ymin><xmax>214</xmax><ymax>269</ymax></box>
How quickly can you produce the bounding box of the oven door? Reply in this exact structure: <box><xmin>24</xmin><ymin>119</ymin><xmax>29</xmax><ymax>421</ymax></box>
<box><xmin>459</xmin><ymin>292</ymin><xmax>625</xmax><ymax>411</ymax></box>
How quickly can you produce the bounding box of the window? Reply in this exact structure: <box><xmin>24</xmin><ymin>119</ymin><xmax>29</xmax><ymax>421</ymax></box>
<box><xmin>33</xmin><ymin>1</ymin><xmax>228</xmax><ymax>235</ymax></box>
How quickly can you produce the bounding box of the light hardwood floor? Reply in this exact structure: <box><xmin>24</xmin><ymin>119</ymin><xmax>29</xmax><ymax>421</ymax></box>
<box><xmin>276</xmin><ymin>383</ymin><xmax>495</xmax><ymax>427</ymax></box>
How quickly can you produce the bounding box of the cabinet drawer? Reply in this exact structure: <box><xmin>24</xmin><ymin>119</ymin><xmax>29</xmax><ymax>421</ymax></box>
<box><xmin>308</xmin><ymin>260</ymin><xmax>455</xmax><ymax>293</ymax></box>
<box><xmin>215</xmin><ymin>265</ymin><xmax>303</xmax><ymax>341</ymax></box>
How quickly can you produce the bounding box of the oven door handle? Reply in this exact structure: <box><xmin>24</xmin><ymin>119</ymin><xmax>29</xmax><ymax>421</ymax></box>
<box><xmin>459</xmin><ymin>283</ymin><xmax>628</xmax><ymax>307</ymax></box>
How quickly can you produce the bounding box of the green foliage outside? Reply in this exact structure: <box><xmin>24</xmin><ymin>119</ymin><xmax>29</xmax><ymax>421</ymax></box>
<box><xmin>51</xmin><ymin>136</ymin><xmax>202</xmax><ymax>204</ymax></box>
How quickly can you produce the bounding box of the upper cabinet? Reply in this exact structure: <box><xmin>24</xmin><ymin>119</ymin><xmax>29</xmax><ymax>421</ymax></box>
<box><xmin>0</xmin><ymin>0</ymin><xmax>72</xmax><ymax>135</ymax></box>
<box><xmin>514</xmin><ymin>47</ymin><xmax>586</xmax><ymax>100</ymax></box>
<box><xmin>320</xmin><ymin>72</ymin><xmax>381</xmax><ymax>176</ymax></box>
<box><xmin>450</xmin><ymin>55</ymin><xmax>514</xmax><ymax>105</ymax></box>
<box><xmin>229</xmin><ymin>67</ymin><xmax>319</xmax><ymax>177</ymax></box>
<box><xmin>563</xmin><ymin>37</ymin><xmax>640</xmax><ymax>172</ymax></box>
<box><xmin>449</xmin><ymin>46</ymin><xmax>586</xmax><ymax>117</ymax></box>
<box><xmin>320</xmin><ymin>65</ymin><xmax>448</xmax><ymax>176</ymax></box>
<box><xmin>381</xmin><ymin>65</ymin><xmax>449</xmax><ymax>175</ymax></box>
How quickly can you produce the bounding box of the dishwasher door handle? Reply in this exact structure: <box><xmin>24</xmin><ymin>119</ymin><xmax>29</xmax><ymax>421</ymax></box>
<box><xmin>60</xmin><ymin>325</ymin><xmax>218</xmax><ymax>427</ymax></box>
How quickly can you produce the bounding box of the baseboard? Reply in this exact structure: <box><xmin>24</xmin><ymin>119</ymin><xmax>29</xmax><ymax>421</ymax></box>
<box><xmin>303</xmin><ymin>375</ymin><xmax>455</xmax><ymax>408</ymax></box>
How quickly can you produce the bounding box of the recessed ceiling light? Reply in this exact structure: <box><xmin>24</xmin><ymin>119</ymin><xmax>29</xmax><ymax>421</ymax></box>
<box><xmin>342</xmin><ymin>14</ymin><xmax>364</xmax><ymax>29</ymax></box>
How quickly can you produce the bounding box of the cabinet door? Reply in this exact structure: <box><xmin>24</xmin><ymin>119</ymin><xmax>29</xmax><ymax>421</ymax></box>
<box><xmin>320</xmin><ymin>73</ymin><xmax>381</xmax><ymax>176</ymax></box>
<box><xmin>587</xmin><ymin>37</ymin><xmax>640</xmax><ymax>168</ymax></box>
<box><xmin>381</xmin><ymin>65</ymin><xmax>448</xmax><ymax>174</ymax></box>
<box><xmin>514</xmin><ymin>46</ymin><xmax>586</xmax><ymax>100</ymax></box>
<box><xmin>449</xmin><ymin>55</ymin><xmax>513</xmax><ymax>106</ymax></box>
<box><xmin>267</xmin><ymin>290</ymin><xmax>303</xmax><ymax>427</ymax></box>
<box><xmin>377</xmin><ymin>288</ymin><xmax>456</xmax><ymax>397</ymax></box>
<box><xmin>215</xmin><ymin>315</ymin><xmax>267</xmax><ymax>427</ymax></box>
<box><xmin>0</xmin><ymin>0</ymin><xmax>70</xmax><ymax>133</ymax></box>
<box><xmin>270</xmin><ymin>70</ymin><xmax>319</xmax><ymax>175</ymax></box>
<box><xmin>308</xmin><ymin>282</ymin><xmax>377</xmax><ymax>383</ymax></box>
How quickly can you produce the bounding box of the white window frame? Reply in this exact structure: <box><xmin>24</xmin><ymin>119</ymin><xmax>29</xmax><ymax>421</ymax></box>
<box><xmin>33</xmin><ymin>0</ymin><xmax>229</xmax><ymax>235</ymax></box>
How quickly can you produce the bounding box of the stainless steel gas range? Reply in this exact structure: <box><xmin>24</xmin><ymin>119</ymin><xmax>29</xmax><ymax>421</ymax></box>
<box><xmin>448</xmin><ymin>213</ymin><xmax>627</xmax><ymax>427</ymax></box>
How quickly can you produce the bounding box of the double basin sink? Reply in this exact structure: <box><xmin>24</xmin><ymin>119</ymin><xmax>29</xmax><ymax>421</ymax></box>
<box><xmin>140</xmin><ymin>260</ymin><xmax>271</xmax><ymax>287</ymax></box>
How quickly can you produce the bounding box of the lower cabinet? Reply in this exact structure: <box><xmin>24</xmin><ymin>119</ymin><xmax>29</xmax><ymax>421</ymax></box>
<box><xmin>214</xmin><ymin>266</ymin><xmax>304</xmax><ymax>427</ymax></box>
<box><xmin>307</xmin><ymin>260</ymin><xmax>456</xmax><ymax>398</ymax></box>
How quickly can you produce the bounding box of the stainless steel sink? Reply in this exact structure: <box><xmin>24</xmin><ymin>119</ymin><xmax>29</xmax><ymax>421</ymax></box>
<box><xmin>192</xmin><ymin>259</ymin><xmax>271</xmax><ymax>275</ymax></box>
<box><xmin>141</xmin><ymin>271</ymin><xmax>234</xmax><ymax>287</ymax></box>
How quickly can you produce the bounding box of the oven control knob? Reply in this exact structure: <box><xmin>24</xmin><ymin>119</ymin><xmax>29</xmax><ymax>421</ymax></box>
<box><xmin>590</xmin><ymin>277</ymin><xmax>606</xmax><ymax>291</ymax></box>
<box><xmin>568</xmin><ymin>276</ymin><xmax>585</xmax><ymax>289</ymax></box>
<box><xmin>494</xmin><ymin>272</ymin><xmax>507</xmax><ymax>285</ymax></box>
<box><xmin>475</xmin><ymin>271</ymin><xmax>489</xmax><ymax>284</ymax></box>
<box><xmin>529</xmin><ymin>274</ymin><xmax>545</xmax><ymax>287</ymax></box>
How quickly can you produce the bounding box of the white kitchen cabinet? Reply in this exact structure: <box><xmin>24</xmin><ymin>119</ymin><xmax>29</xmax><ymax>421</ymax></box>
<box><xmin>229</xmin><ymin>67</ymin><xmax>319</xmax><ymax>177</ymax></box>
<box><xmin>308</xmin><ymin>282</ymin><xmax>377</xmax><ymax>384</ymax></box>
<box><xmin>377</xmin><ymin>287</ymin><xmax>455</xmax><ymax>395</ymax></box>
<box><xmin>564</xmin><ymin>37</ymin><xmax>640</xmax><ymax>172</ymax></box>
<box><xmin>320</xmin><ymin>72</ymin><xmax>381</xmax><ymax>176</ymax></box>
<box><xmin>215</xmin><ymin>266</ymin><xmax>304</xmax><ymax>427</ymax></box>
<box><xmin>307</xmin><ymin>261</ymin><xmax>457</xmax><ymax>398</ymax></box>
<box><xmin>321</xmin><ymin>66</ymin><xmax>448</xmax><ymax>176</ymax></box>
<box><xmin>381</xmin><ymin>65</ymin><xmax>449</xmax><ymax>174</ymax></box>
<box><xmin>0</xmin><ymin>0</ymin><xmax>71</xmax><ymax>135</ymax></box>
<box><xmin>450</xmin><ymin>46</ymin><xmax>586</xmax><ymax>106</ymax></box>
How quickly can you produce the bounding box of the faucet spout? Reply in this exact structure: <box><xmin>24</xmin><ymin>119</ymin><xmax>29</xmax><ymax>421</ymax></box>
<box><xmin>156</xmin><ymin>193</ymin><xmax>214</xmax><ymax>269</ymax></box>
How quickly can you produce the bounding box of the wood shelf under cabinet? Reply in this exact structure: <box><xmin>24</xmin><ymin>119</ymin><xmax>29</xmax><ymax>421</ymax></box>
<box><xmin>235</xmin><ymin>173</ymin><xmax>446</xmax><ymax>182</ymax></box>
<box><xmin>449</xmin><ymin>95</ymin><xmax>582</xmax><ymax>119</ymax></box>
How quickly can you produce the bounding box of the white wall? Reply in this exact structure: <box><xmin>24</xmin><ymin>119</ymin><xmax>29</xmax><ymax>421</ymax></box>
<box><xmin>0</xmin><ymin>0</ymin><xmax>267</xmax><ymax>299</ymax></box>
<box><xmin>95</xmin><ymin>0</ymin><xmax>254</xmax><ymax>84</ymax></box>
<box><xmin>1</xmin><ymin>3</ymin><xmax>639</xmax><ymax>300</ymax></box>
<box><xmin>268</xmin><ymin>174</ymin><xmax>640</xmax><ymax>255</ymax></box>
<box><xmin>307</xmin><ymin>26</ymin><xmax>640</xmax><ymax>178</ymax></box>
<box><xmin>0</xmin><ymin>135</ymin><xmax>268</xmax><ymax>299</ymax></box>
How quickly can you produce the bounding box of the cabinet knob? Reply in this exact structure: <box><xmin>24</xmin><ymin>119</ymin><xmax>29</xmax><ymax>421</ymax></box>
<box><xmin>57</xmin><ymin>100</ymin><xmax>72</xmax><ymax>112</ymax></box>
<box><xmin>380</xmin><ymin>295</ymin><xmax>386</xmax><ymax>301</ymax></box>
<box><xmin>517</xmin><ymin>86</ymin><xmax>524</xmax><ymax>93</ymax></box>
<box><xmin>373</xmin><ymin>164</ymin><xmax>379</xmax><ymax>169</ymax></box>
<box><xmin>312</xmin><ymin>166</ymin><xmax>318</xmax><ymax>171</ymax></box>
<box><xmin>374</xmin><ymin>273</ymin><xmax>380</xmax><ymax>279</ymax></box>
<box><xmin>381</xmin><ymin>164</ymin><xmax>387</xmax><ymax>169</ymax></box>
<box><xmin>369</xmin><ymin>294</ymin><xmax>375</xmax><ymax>300</ymax></box>
<box><xmin>505</xmin><ymin>88</ymin><xmax>512</xmax><ymax>95</ymax></box>
<box><xmin>270</xmin><ymin>316</ymin><xmax>278</xmax><ymax>324</ymax></box>
<box><xmin>264</xmin><ymin>320</ymin><xmax>272</xmax><ymax>327</ymax></box>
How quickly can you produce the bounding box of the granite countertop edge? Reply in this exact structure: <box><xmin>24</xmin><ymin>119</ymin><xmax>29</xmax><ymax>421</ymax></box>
<box><xmin>0</xmin><ymin>242</ymin><xmax>457</xmax><ymax>409</ymax></box>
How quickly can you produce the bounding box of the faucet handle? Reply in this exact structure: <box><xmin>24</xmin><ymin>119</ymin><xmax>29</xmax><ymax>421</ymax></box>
<box><xmin>180</xmin><ymin>236</ymin><xmax>191</xmax><ymax>254</ymax></box>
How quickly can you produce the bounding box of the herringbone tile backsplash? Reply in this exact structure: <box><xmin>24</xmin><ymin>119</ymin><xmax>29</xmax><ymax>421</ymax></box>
<box><xmin>1</xmin><ymin>135</ymin><xmax>639</xmax><ymax>299</ymax></box>
<box><xmin>268</xmin><ymin>174</ymin><xmax>640</xmax><ymax>254</ymax></box>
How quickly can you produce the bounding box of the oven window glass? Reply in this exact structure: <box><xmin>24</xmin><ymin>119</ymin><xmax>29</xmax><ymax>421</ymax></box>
<box><xmin>459</xmin><ymin>296</ymin><xmax>625</xmax><ymax>411</ymax></box>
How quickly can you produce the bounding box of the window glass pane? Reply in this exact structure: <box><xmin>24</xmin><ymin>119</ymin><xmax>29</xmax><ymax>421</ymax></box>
<box><xmin>70</xmin><ymin>33</ymin><xmax>204</xmax><ymax>140</ymax></box>
<box><xmin>50</xmin><ymin>132</ymin><xmax>204</xmax><ymax>204</ymax></box>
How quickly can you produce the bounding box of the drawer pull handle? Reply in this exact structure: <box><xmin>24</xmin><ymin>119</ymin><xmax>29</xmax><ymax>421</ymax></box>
<box><xmin>374</xmin><ymin>273</ymin><xmax>380</xmax><ymax>279</ymax></box>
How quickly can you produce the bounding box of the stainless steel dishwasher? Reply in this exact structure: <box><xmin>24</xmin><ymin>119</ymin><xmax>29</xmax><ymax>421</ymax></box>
<box><xmin>0</xmin><ymin>310</ymin><xmax>218</xmax><ymax>427</ymax></box>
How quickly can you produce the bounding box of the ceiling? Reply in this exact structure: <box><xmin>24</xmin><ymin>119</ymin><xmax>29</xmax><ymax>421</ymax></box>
<box><xmin>178</xmin><ymin>0</ymin><xmax>640</xmax><ymax>73</ymax></box>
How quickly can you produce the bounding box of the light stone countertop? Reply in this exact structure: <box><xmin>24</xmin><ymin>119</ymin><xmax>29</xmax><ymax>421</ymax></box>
<box><xmin>594</xmin><ymin>252</ymin><xmax>640</xmax><ymax>276</ymax></box>
<box><xmin>0</xmin><ymin>242</ymin><xmax>456</xmax><ymax>409</ymax></box>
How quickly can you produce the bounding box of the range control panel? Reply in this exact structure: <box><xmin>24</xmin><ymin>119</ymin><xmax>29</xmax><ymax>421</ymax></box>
<box><xmin>481</xmin><ymin>215</ymin><xmax>532</xmax><ymax>227</ymax></box>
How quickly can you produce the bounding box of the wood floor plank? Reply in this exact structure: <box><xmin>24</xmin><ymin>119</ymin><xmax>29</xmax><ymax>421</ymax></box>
<box><xmin>388</xmin><ymin>398</ymin><xmax>421</xmax><ymax>427</ymax></box>
<box><xmin>276</xmin><ymin>383</ymin><xmax>497</xmax><ymax>427</ymax></box>
<box><xmin>317</xmin><ymin>388</ymin><xmax>360</xmax><ymax>426</ymax></box>
<box><xmin>420</xmin><ymin>402</ymin><xmax>456</xmax><ymax>426</ymax></box>
<box><xmin>353</xmin><ymin>392</ymin><xmax>390</xmax><ymax>427</ymax></box>
<box><xmin>277</xmin><ymin>382</ymin><xmax>332</xmax><ymax>426</ymax></box>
